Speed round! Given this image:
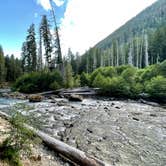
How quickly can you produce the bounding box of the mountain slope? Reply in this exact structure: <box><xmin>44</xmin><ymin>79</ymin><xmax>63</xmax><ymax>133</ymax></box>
<box><xmin>95</xmin><ymin>0</ymin><xmax>166</xmax><ymax>50</ymax></box>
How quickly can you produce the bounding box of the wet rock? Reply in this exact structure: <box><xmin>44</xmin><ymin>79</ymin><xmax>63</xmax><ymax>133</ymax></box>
<box><xmin>2</xmin><ymin>91</ymin><xmax>27</xmax><ymax>100</ymax></box>
<box><xmin>29</xmin><ymin>95</ymin><xmax>43</xmax><ymax>102</ymax></box>
<box><xmin>30</xmin><ymin>155</ymin><xmax>41</xmax><ymax>161</ymax></box>
<box><xmin>132</xmin><ymin>117</ymin><xmax>139</xmax><ymax>121</ymax></box>
<box><xmin>102</xmin><ymin>136</ymin><xmax>108</xmax><ymax>140</ymax></box>
<box><xmin>57</xmin><ymin>100</ymin><xmax>68</xmax><ymax>106</ymax></box>
<box><xmin>57</xmin><ymin>131</ymin><xmax>65</xmax><ymax>141</ymax></box>
<box><xmin>111</xmin><ymin>103</ymin><xmax>115</xmax><ymax>106</ymax></box>
<box><xmin>63</xmin><ymin>121</ymin><xmax>74</xmax><ymax>128</ymax></box>
<box><xmin>131</xmin><ymin>112</ymin><xmax>142</xmax><ymax>116</ymax></box>
<box><xmin>87</xmin><ymin>128</ymin><xmax>93</xmax><ymax>133</ymax></box>
<box><xmin>97</xmin><ymin>137</ymin><xmax>103</xmax><ymax>142</ymax></box>
<box><xmin>139</xmin><ymin>99</ymin><xmax>159</xmax><ymax>106</ymax></box>
<box><xmin>115</xmin><ymin>106</ymin><xmax>121</xmax><ymax>109</ymax></box>
<box><xmin>50</xmin><ymin>100</ymin><xmax>56</xmax><ymax>103</ymax></box>
<box><xmin>68</xmin><ymin>94</ymin><xmax>83</xmax><ymax>102</ymax></box>
<box><xmin>96</xmin><ymin>147</ymin><xmax>101</xmax><ymax>151</ymax></box>
<box><xmin>150</xmin><ymin>113</ymin><xmax>157</xmax><ymax>117</ymax></box>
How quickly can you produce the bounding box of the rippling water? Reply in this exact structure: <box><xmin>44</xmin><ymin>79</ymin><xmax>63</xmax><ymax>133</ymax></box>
<box><xmin>0</xmin><ymin>98</ymin><xmax>26</xmax><ymax>108</ymax></box>
<box><xmin>1</xmin><ymin>96</ymin><xmax>166</xmax><ymax>165</ymax></box>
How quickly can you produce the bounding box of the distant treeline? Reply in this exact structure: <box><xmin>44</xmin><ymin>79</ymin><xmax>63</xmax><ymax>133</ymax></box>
<box><xmin>79</xmin><ymin>26</ymin><xmax>166</xmax><ymax>74</ymax></box>
<box><xmin>0</xmin><ymin>46</ymin><xmax>22</xmax><ymax>83</ymax></box>
<box><xmin>13</xmin><ymin>60</ymin><xmax>166</xmax><ymax>102</ymax></box>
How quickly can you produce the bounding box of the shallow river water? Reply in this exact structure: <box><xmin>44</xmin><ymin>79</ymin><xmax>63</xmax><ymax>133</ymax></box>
<box><xmin>0</xmin><ymin>97</ymin><xmax>166</xmax><ymax>166</ymax></box>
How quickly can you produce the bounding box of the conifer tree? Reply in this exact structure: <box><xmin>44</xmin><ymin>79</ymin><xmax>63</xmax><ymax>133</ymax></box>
<box><xmin>0</xmin><ymin>45</ymin><xmax>6</xmax><ymax>82</ymax></box>
<box><xmin>64</xmin><ymin>62</ymin><xmax>74</xmax><ymax>88</ymax></box>
<box><xmin>27</xmin><ymin>24</ymin><xmax>37</xmax><ymax>71</ymax></box>
<box><xmin>40</xmin><ymin>15</ymin><xmax>52</xmax><ymax>69</ymax></box>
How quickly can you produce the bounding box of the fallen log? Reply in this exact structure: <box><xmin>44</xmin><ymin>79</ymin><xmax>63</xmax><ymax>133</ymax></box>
<box><xmin>0</xmin><ymin>111</ymin><xmax>110</xmax><ymax>166</ymax></box>
<box><xmin>59</xmin><ymin>87</ymin><xmax>99</xmax><ymax>96</ymax></box>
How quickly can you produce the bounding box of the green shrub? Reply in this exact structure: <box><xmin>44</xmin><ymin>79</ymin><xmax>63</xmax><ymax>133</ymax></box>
<box><xmin>102</xmin><ymin>66</ymin><xmax>117</xmax><ymax>78</ymax></box>
<box><xmin>0</xmin><ymin>143</ymin><xmax>22</xmax><ymax>166</ymax></box>
<box><xmin>0</xmin><ymin>106</ymin><xmax>41</xmax><ymax>166</ymax></box>
<box><xmin>73</xmin><ymin>75</ymin><xmax>81</xmax><ymax>87</ymax></box>
<box><xmin>115</xmin><ymin>65</ymin><xmax>131</xmax><ymax>75</ymax></box>
<box><xmin>80</xmin><ymin>72</ymin><xmax>90</xmax><ymax>86</ymax></box>
<box><xmin>49</xmin><ymin>81</ymin><xmax>61</xmax><ymax>90</ymax></box>
<box><xmin>140</xmin><ymin>64</ymin><xmax>159</xmax><ymax>82</ymax></box>
<box><xmin>13</xmin><ymin>70</ymin><xmax>62</xmax><ymax>93</ymax></box>
<box><xmin>92</xmin><ymin>73</ymin><xmax>106</xmax><ymax>88</ymax></box>
<box><xmin>121</xmin><ymin>66</ymin><xmax>137</xmax><ymax>84</ymax></box>
<box><xmin>145</xmin><ymin>76</ymin><xmax>166</xmax><ymax>100</ymax></box>
<box><xmin>157</xmin><ymin>60</ymin><xmax>166</xmax><ymax>77</ymax></box>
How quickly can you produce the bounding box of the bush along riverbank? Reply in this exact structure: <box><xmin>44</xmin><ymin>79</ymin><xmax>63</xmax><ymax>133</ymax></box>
<box><xmin>87</xmin><ymin>60</ymin><xmax>166</xmax><ymax>102</ymax></box>
<box><xmin>12</xmin><ymin>60</ymin><xmax>166</xmax><ymax>103</ymax></box>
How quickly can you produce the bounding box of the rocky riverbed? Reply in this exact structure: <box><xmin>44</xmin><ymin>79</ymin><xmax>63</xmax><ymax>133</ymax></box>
<box><xmin>0</xmin><ymin>95</ymin><xmax>166</xmax><ymax>166</ymax></box>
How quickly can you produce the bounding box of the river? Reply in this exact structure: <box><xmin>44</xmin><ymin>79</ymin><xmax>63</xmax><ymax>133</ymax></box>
<box><xmin>0</xmin><ymin>96</ymin><xmax>166</xmax><ymax>166</ymax></box>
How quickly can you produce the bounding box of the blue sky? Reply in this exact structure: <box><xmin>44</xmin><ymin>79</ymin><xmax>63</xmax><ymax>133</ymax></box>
<box><xmin>0</xmin><ymin>0</ymin><xmax>156</xmax><ymax>57</ymax></box>
<box><xmin>0</xmin><ymin>0</ymin><xmax>67</xmax><ymax>56</ymax></box>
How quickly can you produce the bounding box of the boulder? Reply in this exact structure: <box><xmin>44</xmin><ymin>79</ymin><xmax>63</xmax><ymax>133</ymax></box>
<box><xmin>68</xmin><ymin>94</ymin><xmax>83</xmax><ymax>102</ymax></box>
<box><xmin>29</xmin><ymin>95</ymin><xmax>43</xmax><ymax>102</ymax></box>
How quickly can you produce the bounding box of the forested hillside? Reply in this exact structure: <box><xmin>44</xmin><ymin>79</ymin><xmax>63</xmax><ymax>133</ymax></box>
<box><xmin>96</xmin><ymin>0</ymin><xmax>166</xmax><ymax>49</ymax></box>
<box><xmin>77</xmin><ymin>0</ymin><xmax>166</xmax><ymax>72</ymax></box>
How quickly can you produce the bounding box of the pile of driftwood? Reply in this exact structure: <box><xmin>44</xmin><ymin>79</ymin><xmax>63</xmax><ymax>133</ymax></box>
<box><xmin>0</xmin><ymin>111</ymin><xmax>109</xmax><ymax>166</ymax></box>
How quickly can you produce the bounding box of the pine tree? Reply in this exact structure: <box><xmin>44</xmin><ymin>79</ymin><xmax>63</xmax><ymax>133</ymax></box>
<box><xmin>0</xmin><ymin>45</ymin><xmax>6</xmax><ymax>82</ymax></box>
<box><xmin>27</xmin><ymin>24</ymin><xmax>37</xmax><ymax>71</ymax></box>
<box><xmin>5</xmin><ymin>55</ymin><xmax>10</xmax><ymax>81</ymax></box>
<box><xmin>5</xmin><ymin>55</ymin><xmax>22</xmax><ymax>82</ymax></box>
<box><xmin>40</xmin><ymin>15</ymin><xmax>52</xmax><ymax>69</ymax></box>
<box><xmin>21</xmin><ymin>42</ymin><xmax>27</xmax><ymax>72</ymax></box>
<box><xmin>64</xmin><ymin>63</ymin><xmax>74</xmax><ymax>88</ymax></box>
<box><xmin>21</xmin><ymin>24</ymin><xmax>37</xmax><ymax>72</ymax></box>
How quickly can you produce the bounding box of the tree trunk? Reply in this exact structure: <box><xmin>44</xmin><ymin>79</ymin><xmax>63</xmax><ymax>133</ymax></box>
<box><xmin>0</xmin><ymin>111</ymin><xmax>110</xmax><ymax>166</ymax></box>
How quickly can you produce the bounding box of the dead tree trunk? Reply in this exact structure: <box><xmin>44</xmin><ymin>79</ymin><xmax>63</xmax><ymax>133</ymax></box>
<box><xmin>0</xmin><ymin>111</ymin><xmax>110</xmax><ymax>166</ymax></box>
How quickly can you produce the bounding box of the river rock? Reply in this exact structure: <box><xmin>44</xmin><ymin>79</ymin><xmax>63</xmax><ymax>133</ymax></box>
<box><xmin>68</xmin><ymin>94</ymin><xmax>83</xmax><ymax>102</ymax></box>
<box><xmin>29</xmin><ymin>95</ymin><xmax>43</xmax><ymax>102</ymax></box>
<box><xmin>30</xmin><ymin>155</ymin><xmax>41</xmax><ymax>161</ymax></box>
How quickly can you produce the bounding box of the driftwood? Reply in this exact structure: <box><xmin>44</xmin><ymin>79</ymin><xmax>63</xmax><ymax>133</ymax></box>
<box><xmin>59</xmin><ymin>88</ymin><xmax>99</xmax><ymax>96</ymax></box>
<box><xmin>29</xmin><ymin>88</ymin><xmax>100</xmax><ymax>97</ymax></box>
<box><xmin>0</xmin><ymin>111</ymin><xmax>110</xmax><ymax>166</ymax></box>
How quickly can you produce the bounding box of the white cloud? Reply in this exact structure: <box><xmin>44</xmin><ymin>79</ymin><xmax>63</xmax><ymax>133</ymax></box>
<box><xmin>60</xmin><ymin>0</ymin><xmax>157</xmax><ymax>55</ymax></box>
<box><xmin>52</xmin><ymin>0</ymin><xmax>64</xmax><ymax>7</ymax></box>
<box><xmin>37</xmin><ymin>0</ymin><xmax>64</xmax><ymax>10</ymax></box>
<box><xmin>37</xmin><ymin>0</ymin><xmax>51</xmax><ymax>10</ymax></box>
<box><xmin>4</xmin><ymin>49</ymin><xmax>21</xmax><ymax>58</ymax></box>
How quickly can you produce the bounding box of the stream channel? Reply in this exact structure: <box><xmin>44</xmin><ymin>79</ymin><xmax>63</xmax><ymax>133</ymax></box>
<box><xmin>0</xmin><ymin>93</ymin><xmax>166</xmax><ymax>166</ymax></box>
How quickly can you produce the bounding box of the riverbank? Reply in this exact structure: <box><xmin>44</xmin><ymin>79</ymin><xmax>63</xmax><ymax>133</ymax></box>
<box><xmin>0</xmin><ymin>116</ymin><xmax>72</xmax><ymax>166</ymax></box>
<box><xmin>1</xmin><ymin>96</ymin><xmax>166</xmax><ymax>165</ymax></box>
<box><xmin>0</xmin><ymin>88</ymin><xmax>166</xmax><ymax>165</ymax></box>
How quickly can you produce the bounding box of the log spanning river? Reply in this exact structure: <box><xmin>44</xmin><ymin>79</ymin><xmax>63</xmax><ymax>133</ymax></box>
<box><xmin>0</xmin><ymin>96</ymin><xmax>166</xmax><ymax>166</ymax></box>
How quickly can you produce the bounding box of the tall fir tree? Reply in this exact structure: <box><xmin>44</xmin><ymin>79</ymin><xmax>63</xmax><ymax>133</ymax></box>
<box><xmin>0</xmin><ymin>45</ymin><xmax>6</xmax><ymax>82</ymax></box>
<box><xmin>40</xmin><ymin>15</ymin><xmax>52</xmax><ymax>69</ymax></box>
<box><xmin>27</xmin><ymin>24</ymin><xmax>37</xmax><ymax>71</ymax></box>
<box><xmin>21</xmin><ymin>24</ymin><xmax>37</xmax><ymax>72</ymax></box>
<box><xmin>64</xmin><ymin>62</ymin><xmax>74</xmax><ymax>88</ymax></box>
